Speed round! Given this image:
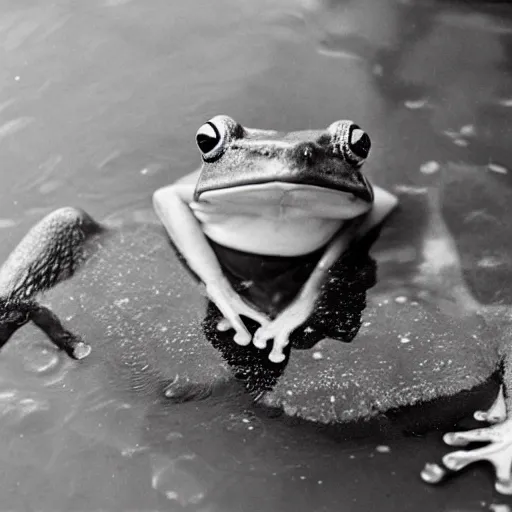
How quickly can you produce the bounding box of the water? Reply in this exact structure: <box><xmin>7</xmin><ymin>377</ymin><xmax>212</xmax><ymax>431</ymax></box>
<box><xmin>1</xmin><ymin>0</ymin><xmax>512</xmax><ymax>510</ymax></box>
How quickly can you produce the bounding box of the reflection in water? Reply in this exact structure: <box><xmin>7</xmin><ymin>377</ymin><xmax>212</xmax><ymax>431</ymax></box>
<box><xmin>203</xmin><ymin>233</ymin><xmax>377</xmax><ymax>393</ymax></box>
<box><xmin>0</xmin><ymin>0</ymin><xmax>512</xmax><ymax>511</ymax></box>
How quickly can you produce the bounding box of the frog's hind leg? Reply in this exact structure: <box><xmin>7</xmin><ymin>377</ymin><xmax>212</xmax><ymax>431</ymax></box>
<box><xmin>0</xmin><ymin>207</ymin><xmax>103</xmax><ymax>358</ymax></box>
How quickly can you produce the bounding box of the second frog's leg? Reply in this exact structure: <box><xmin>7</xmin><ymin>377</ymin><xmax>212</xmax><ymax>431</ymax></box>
<box><xmin>422</xmin><ymin>381</ymin><xmax>512</xmax><ymax>495</ymax></box>
<box><xmin>0</xmin><ymin>207</ymin><xmax>102</xmax><ymax>357</ymax></box>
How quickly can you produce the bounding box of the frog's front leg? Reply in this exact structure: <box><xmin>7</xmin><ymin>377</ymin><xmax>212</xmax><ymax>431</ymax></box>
<box><xmin>0</xmin><ymin>207</ymin><xmax>102</xmax><ymax>358</ymax></box>
<box><xmin>153</xmin><ymin>179</ymin><xmax>270</xmax><ymax>347</ymax></box>
<box><xmin>254</xmin><ymin>186</ymin><xmax>398</xmax><ymax>363</ymax></box>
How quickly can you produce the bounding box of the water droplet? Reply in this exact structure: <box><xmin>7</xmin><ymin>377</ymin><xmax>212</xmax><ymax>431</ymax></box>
<box><xmin>488</xmin><ymin>163</ymin><xmax>508</xmax><ymax>175</ymax></box>
<box><xmin>459</xmin><ymin>124</ymin><xmax>475</xmax><ymax>137</ymax></box>
<box><xmin>420</xmin><ymin>161</ymin><xmax>440</xmax><ymax>175</ymax></box>
<box><xmin>140</xmin><ymin>163</ymin><xmax>164</xmax><ymax>177</ymax></box>
<box><xmin>421</xmin><ymin>463</ymin><xmax>446</xmax><ymax>484</ymax></box>
<box><xmin>404</xmin><ymin>99</ymin><xmax>427</xmax><ymax>109</ymax></box>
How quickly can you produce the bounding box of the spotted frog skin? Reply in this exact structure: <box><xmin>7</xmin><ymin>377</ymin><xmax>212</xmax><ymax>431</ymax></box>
<box><xmin>153</xmin><ymin>115</ymin><xmax>397</xmax><ymax>363</ymax></box>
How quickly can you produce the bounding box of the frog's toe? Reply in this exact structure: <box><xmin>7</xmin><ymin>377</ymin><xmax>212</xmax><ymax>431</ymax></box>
<box><xmin>268</xmin><ymin>332</ymin><xmax>289</xmax><ymax>364</ymax></box>
<box><xmin>442</xmin><ymin>446</ymin><xmax>488</xmax><ymax>470</ymax></box>
<box><xmin>443</xmin><ymin>427</ymin><xmax>501</xmax><ymax>446</ymax></box>
<box><xmin>216</xmin><ymin>318</ymin><xmax>231</xmax><ymax>332</ymax></box>
<box><xmin>71</xmin><ymin>341</ymin><xmax>92</xmax><ymax>360</ymax></box>
<box><xmin>253</xmin><ymin>324</ymin><xmax>290</xmax><ymax>363</ymax></box>
<box><xmin>253</xmin><ymin>327</ymin><xmax>271</xmax><ymax>349</ymax></box>
<box><xmin>443</xmin><ymin>442</ymin><xmax>512</xmax><ymax>494</ymax></box>
<box><xmin>473</xmin><ymin>386</ymin><xmax>507</xmax><ymax>424</ymax></box>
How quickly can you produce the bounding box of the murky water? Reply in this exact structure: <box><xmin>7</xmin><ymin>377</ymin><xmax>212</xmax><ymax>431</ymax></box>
<box><xmin>1</xmin><ymin>0</ymin><xmax>512</xmax><ymax>510</ymax></box>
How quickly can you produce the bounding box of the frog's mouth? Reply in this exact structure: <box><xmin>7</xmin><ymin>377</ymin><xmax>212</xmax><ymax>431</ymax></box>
<box><xmin>196</xmin><ymin>182</ymin><xmax>372</xmax><ymax>218</ymax></box>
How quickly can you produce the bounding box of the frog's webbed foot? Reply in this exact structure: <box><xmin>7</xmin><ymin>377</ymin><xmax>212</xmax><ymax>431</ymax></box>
<box><xmin>421</xmin><ymin>387</ymin><xmax>512</xmax><ymax>495</ymax></box>
<box><xmin>0</xmin><ymin>207</ymin><xmax>102</xmax><ymax>358</ymax></box>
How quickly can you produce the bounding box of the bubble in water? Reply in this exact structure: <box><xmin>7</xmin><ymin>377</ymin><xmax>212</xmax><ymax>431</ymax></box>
<box><xmin>151</xmin><ymin>454</ymin><xmax>207</xmax><ymax>506</ymax></box>
<box><xmin>420</xmin><ymin>463</ymin><xmax>446</xmax><ymax>484</ymax></box>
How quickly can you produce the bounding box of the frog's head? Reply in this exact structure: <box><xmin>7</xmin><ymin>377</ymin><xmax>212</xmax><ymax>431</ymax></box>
<box><xmin>193</xmin><ymin>115</ymin><xmax>374</xmax><ymax>218</ymax></box>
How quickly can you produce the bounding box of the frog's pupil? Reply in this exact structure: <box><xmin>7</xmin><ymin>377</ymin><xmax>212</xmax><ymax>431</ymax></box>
<box><xmin>197</xmin><ymin>133</ymin><xmax>218</xmax><ymax>153</ymax></box>
<box><xmin>349</xmin><ymin>128</ymin><xmax>371</xmax><ymax>159</ymax></box>
<box><xmin>196</xmin><ymin>122</ymin><xmax>221</xmax><ymax>154</ymax></box>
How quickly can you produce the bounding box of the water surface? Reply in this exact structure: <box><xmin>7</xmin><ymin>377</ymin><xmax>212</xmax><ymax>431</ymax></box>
<box><xmin>1</xmin><ymin>0</ymin><xmax>512</xmax><ymax>510</ymax></box>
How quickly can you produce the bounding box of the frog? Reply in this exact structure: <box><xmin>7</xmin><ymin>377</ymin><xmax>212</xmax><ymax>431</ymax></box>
<box><xmin>1</xmin><ymin>117</ymin><xmax>512</xmax><ymax>495</ymax></box>
<box><xmin>152</xmin><ymin>115</ymin><xmax>397</xmax><ymax>365</ymax></box>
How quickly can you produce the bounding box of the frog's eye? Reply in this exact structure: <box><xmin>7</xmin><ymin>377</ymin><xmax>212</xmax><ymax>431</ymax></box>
<box><xmin>196</xmin><ymin>122</ymin><xmax>222</xmax><ymax>156</ymax></box>
<box><xmin>348</xmin><ymin>126</ymin><xmax>371</xmax><ymax>160</ymax></box>
<box><xmin>326</xmin><ymin>120</ymin><xmax>371</xmax><ymax>166</ymax></box>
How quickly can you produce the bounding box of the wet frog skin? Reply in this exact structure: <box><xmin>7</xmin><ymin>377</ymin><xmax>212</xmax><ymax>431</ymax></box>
<box><xmin>1</xmin><ymin>120</ymin><xmax>512</xmax><ymax>494</ymax></box>
<box><xmin>0</xmin><ymin>207</ymin><xmax>101</xmax><ymax>360</ymax></box>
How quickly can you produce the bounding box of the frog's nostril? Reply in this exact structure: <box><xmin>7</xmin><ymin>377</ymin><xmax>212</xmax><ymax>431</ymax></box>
<box><xmin>292</xmin><ymin>142</ymin><xmax>318</xmax><ymax>164</ymax></box>
<box><xmin>349</xmin><ymin>129</ymin><xmax>371</xmax><ymax>159</ymax></box>
<box><xmin>303</xmin><ymin>145</ymin><xmax>314</xmax><ymax>159</ymax></box>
